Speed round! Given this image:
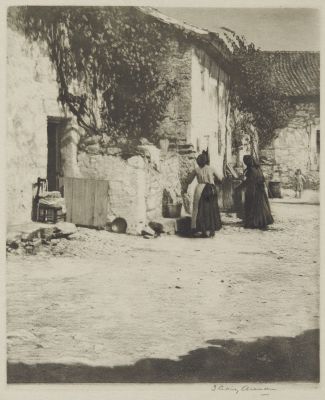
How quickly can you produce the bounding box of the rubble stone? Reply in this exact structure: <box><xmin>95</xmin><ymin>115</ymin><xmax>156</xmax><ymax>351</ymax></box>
<box><xmin>141</xmin><ymin>225</ymin><xmax>156</xmax><ymax>237</ymax></box>
<box><xmin>148</xmin><ymin>221</ymin><xmax>164</xmax><ymax>234</ymax></box>
<box><xmin>53</xmin><ymin>222</ymin><xmax>77</xmax><ymax>238</ymax></box>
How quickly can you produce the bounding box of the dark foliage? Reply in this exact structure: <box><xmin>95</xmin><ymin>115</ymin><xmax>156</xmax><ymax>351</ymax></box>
<box><xmin>9</xmin><ymin>6</ymin><xmax>181</xmax><ymax>144</ymax></box>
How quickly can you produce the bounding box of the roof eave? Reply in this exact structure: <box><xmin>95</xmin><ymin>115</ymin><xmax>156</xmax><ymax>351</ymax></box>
<box><xmin>136</xmin><ymin>6</ymin><xmax>233</xmax><ymax>72</ymax></box>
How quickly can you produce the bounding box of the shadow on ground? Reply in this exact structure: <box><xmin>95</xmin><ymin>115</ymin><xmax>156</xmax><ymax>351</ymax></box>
<box><xmin>7</xmin><ymin>329</ymin><xmax>319</xmax><ymax>383</ymax></box>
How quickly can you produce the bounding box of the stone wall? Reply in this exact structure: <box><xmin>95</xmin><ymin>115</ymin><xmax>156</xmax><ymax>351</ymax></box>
<box><xmin>6</xmin><ymin>26</ymin><xmax>185</xmax><ymax>231</ymax></box>
<box><xmin>61</xmin><ymin>132</ymin><xmax>183</xmax><ymax>233</ymax></box>
<box><xmin>61</xmin><ymin>37</ymin><xmax>193</xmax><ymax>232</ymax></box>
<box><xmin>155</xmin><ymin>39</ymin><xmax>193</xmax><ymax>144</ymax></box>
<box><xmin>6</xmin><ymin>27</ymin><xmax>66</xmax><ymax>226</ymax></box>
<box><xmin>146</xmin><ymin>152</ymin><xmax>182</xmax><ymax>221</ymax></box>
<box><xmin>155</xmin><ymin>42</ymin><xmax>235</xmax><ymax>214</ymax></box>
<box><xmin>70</xmin><ymin>152</ymin><xmax>147</xmax><ymax>234</ymax></box>
<box><xmin>261</xmin><ymin>101</ymin><xmax>320</xmax><ymax>189</ymax></box>
<box><xmin>7</xmin><ymin>23</ymin><xmax>236</xmax><ymax>230</ymax></box>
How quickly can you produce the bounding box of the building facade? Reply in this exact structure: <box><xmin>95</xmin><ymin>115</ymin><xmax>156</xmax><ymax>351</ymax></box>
<box><xmin>260</xmin><ymin>51</ymin><xmax>320</xmax><ymax>189</ymax></box>
<box><xmin>7</xmin><ymin>7</ymin><xmax>235</xmax><ymax>232</ymax></box>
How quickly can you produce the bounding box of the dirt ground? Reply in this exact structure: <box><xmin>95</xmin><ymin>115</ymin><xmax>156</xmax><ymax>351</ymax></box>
<box><xmin>6</xmin><ymin>201</ymin><xmax>320</xmax><ymax>378</ymax></box>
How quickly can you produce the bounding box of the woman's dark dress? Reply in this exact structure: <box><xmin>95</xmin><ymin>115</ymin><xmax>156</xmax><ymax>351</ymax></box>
<box><xmin>242</xmin><ymin>166</ymin><xmax>274</xmax><ymax>229</ymax></box>
<box><xmin>187</xmin><ymin>165</ymin><xmax>222</xmax><ymax>234</ymax></box>
<box><xmin>196</xmin><ymin>184</ymin><xmax>222</xmax><ymax>233</ymax></box>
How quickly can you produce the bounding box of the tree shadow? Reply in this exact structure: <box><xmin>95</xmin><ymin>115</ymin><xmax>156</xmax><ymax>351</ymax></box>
<box><xmin>7</xmin><ymin>329</ymin><xmax>319</xmax><ymax>383</ymax></box>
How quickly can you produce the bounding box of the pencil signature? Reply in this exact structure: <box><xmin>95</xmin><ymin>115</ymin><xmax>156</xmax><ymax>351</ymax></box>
<box><xmin>211</xmin><ymin>384</ymin><xmax>277</xmax><ymax>395</ymax></box>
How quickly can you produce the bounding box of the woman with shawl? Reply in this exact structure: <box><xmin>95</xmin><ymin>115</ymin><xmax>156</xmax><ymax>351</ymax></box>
<box><xmin>182</xmin><ymin>151</ymin><xmax>222</xmax><ymax>238</ymax></box>
<box><xmin>236</xmin><ymin>155</ymin><xmax>274</xmax><ymax>229</ymax></box>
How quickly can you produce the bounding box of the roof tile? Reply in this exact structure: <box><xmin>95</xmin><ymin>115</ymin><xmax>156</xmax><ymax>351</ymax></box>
<box><xmin>262</xmin><ymin>51</ymin><xmax>320</xmax><ymax>97</ymax></box>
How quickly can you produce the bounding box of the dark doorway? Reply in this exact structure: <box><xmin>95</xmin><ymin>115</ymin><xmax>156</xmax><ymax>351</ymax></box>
<box><xmin>47</xmin><ymin>117</ymin><xmax>63</xmax><ymax>191</ymax></box>
<box><xmin>316</xmin><ymin>130</ymin><xmax>320</xmax><ymax>154</ymax></box>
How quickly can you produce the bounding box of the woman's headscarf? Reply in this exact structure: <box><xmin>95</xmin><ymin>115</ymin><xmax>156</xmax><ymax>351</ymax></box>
<box><xmin>243</xmin><ymin>155</ymin><xmax>259</xmax><ymax>168</ymax></box>
<box><xmin>243</xmin><ymin>155</ymin><xmax>265</xmax><ymax>183</ymax></box>
<box><xmin>196</xmin><ymin>152</ymin><xmax>208</xmax><ymax>168</ymax></box>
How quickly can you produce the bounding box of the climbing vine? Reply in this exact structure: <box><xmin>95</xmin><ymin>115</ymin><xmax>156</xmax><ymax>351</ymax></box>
<box><xmin>9</xmin><ymin>6</ymin><xmax>180</xmax><ymax>144</ymax></box>
<box><xmin>223</xmin><ymin>29</ymin><xmax>294</xmax><ymax>149</ymax></box>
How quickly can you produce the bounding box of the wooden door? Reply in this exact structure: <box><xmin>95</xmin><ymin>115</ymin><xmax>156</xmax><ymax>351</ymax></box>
<box><xmin>63</xmin><ymin>177</ymin><xmax>110</xmax><ymax>228</ymax></box>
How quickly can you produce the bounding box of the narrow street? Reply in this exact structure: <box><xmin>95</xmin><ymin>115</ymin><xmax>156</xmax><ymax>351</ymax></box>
<box><xmin>6</xmin><ymin>201</ymin><xmax>320</xmax><ymax>382</ymax></box>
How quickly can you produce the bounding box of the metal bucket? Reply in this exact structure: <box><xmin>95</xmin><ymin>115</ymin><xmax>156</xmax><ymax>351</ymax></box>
<box><xmin>166</xmin><ymin>203</ymin><xmax>182</xmax><ymax>218</ymax></box>
<box><xmin>269</xmin><ymin>181</ymin><xmax>282</xmax><ymax>198</ymax></box>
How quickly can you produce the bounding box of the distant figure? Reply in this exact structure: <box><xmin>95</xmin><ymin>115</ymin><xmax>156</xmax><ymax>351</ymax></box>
<box><xmin>294</xmin><ymin>169</ymin><xmax>306</xmax><ymax>199</ymax></box>
<box><xmin>236</xmin><ymin>155</ymin><xmax>274</xmax><ymax>229</ymax></box>
<box><xmin>183</xmin><ymin>151</ymin><xmax>222</xmax><ymax>238</ymax></box>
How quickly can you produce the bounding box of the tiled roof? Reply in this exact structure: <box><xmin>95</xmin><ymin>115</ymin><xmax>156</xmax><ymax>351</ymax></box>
<box><xmin>136</xmin><ymin>8</ymin><xmax>320</xmax><ymax>93</ymax></box>
<box><xmin>262</xmin><ymin>51</ymin><xmax>320</xmax><ymax>97</ymax></box>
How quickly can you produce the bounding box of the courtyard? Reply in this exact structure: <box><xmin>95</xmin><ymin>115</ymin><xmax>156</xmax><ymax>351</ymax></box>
<box><xmin>6</xmin><ymin>201</ymin><xmax>320</xmax><ymax>382</ymax></box>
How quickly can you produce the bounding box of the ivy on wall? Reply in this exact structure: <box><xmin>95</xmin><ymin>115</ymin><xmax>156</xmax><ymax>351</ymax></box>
<box><xmin>8</xmin><ymin>7</ymin><xmax>294</xmax><ymax>153</ymax></box>
<box><xmin>223</xmin><ymin>29</ymin><xmax>294</xmax><ymax>149</ymax></box>
<box><xmin>9</xmin><ymin>6</ymin><xmax>181</xmax><ymax>145</ymax></box>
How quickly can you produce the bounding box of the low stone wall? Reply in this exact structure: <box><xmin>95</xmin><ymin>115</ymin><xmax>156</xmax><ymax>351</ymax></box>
<box><xmin>61</xmin><ymin>131</ymin><xmax>185</xmax><ymax>233</ymax></box>
<box><xmin>64</xmin><ymin>151</ymin><xmax>146</xmax><ymax>234</ymax></box>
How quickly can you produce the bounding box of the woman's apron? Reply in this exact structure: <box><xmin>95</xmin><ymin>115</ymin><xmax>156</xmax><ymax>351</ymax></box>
<box><xmin>191</xmin><ymin>183</ymin><xmax>206</xmax><ymax>229</ymax></box>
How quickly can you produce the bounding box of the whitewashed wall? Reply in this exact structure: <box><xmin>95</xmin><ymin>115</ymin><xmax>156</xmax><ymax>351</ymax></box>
<box><xmin>190</xmin><ymin>48</ymin><xmax>231</xmax><ymax>178</ymax></box>
<box><xmin>7</xmin><ymin>28</ymin><xmax>65</xmax><ymax>226</ymax></box>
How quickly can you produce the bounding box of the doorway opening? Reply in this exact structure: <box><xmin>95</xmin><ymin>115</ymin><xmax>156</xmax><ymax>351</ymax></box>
<box><xmin>47</xmin><ymin>116</ymin><xmax>66</xmax><ymax>191</ymax></box>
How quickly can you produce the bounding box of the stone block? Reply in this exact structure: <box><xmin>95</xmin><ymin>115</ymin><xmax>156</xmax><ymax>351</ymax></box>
<box><xmin>141</xmin><ymin>225</ymin><xmax>156</xmax><ymax>236</ymax></box>
<box><xmin>6</xmin><ymin>232</ymin><xmax>23</xmax><ymax>246</ymax></box>
<box><xmin>105</xmin><ymin>147</ymin><xmax>121</xmax><ymax>156</ymax></box>
<box><xmin>127</xmin><ymin>156</ymin><xmax>145</xmax><ymax>169</ymax></box>
<box><xmin>53</xmin><ymin>222</ymin><xmax>77</xmax><ymax>238</ymax></box>
<box><xmin>40</xmin><ymin>227</ymin><xmax>56</xmax><ymax>240</ymax></box>
<box><xmin>21</xmin><ymin>232</ymin><xmax>37</xmax><ymax>242</ymax></box>
<box><xmin>86</xmin><ymin>144</ymin><xmax>101</xmax><ymax>154</ymax></box>
<box><xmin>83</xmin><ymin>135</ymin><xmax>101</xmax><ymax>146</ymax></box>
<box><xmin>149</xmin><ymin>218</ymin><xmax>176</xmax><ymax>235</ymax></box>
<box><xmin>7</xmin><ymin>239</ymin><xmax>19</xmax><ymax>250</ymax></box>
<box><xmin>148</xmin><ymin>221</ymin><xmax>164</xmax><ymax>234</ymax></box>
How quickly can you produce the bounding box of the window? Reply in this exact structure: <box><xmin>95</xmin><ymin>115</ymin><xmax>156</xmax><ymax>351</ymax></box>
<box><xmin>316</xmin><ymin>130</ymin><xmax>320</xmax><ymax>154</ymax></box>
<box><xmin>218</xmin><ymin>128</ymin><xmax>222</xmax><ymax>154</ymax></box>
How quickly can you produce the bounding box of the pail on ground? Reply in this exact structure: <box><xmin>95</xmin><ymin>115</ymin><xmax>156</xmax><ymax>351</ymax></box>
<box><xmin>111</xmin><ymin>218</ymin><xmax>127</xmax><ymax>233</ymax></box>
<box><xmin>269</xmin><ymin>181</ymin><xmax>282</xmax><ymax>198</ymax></box>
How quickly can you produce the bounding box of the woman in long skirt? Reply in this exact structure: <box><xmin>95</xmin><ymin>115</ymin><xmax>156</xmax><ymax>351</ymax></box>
<box><xmin>236</xmin><ymin>155</ymin><xmax>274</xmax><ymax>229</ymax></box>
<box><xmin>183</xmin><ymin>152</ymin><xmax>222</xmax><ymax>237</ymax></box>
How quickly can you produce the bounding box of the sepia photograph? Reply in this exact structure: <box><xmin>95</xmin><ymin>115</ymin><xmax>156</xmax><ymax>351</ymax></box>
<box><xmin>1</xmin><ymin>0</ymin><xmax>323</xmax><ymax>397</ymax></box>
